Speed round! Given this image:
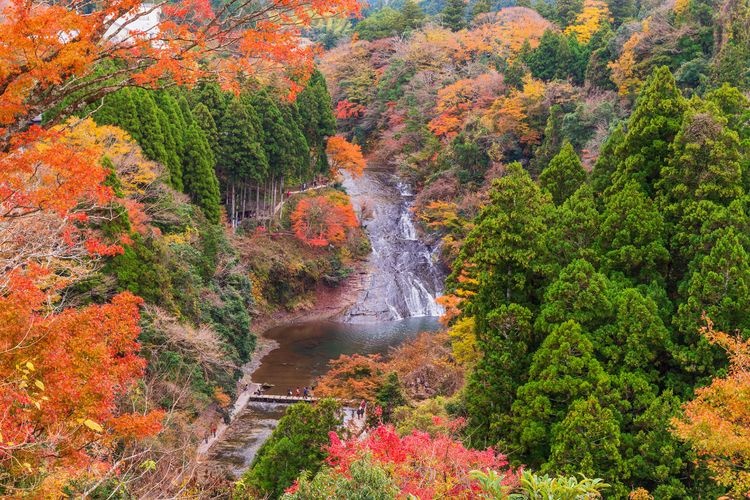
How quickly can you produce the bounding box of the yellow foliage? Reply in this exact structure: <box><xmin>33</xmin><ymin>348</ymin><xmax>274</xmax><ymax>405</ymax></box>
<box><xmin>672</xmin><ymin>318</ymin><xmax>750</xmax><ymax>496</ymax></box>
<box><xmin>565</xmin><ymin>0</ymin><xmax>612</xmax><ymax>43</ymax></box>
<box><xmin>448</xmin><ymin>316</ymin><xmax>479</xmax><ymax>366</ymax></box>
<box><xmin>522</xmin><ymin>73</ymin><xmax>545</xmax><ymax>100</ymax></box>
<box><xmin>609</xmin><ymin>19</ymin><xmax>650</xmax><ymax>97</ymax></box>
<box><xmin>483</xmin><ymin>74</ymin><xmax>545</xmax><ymax>145</ymax></box>
<box><xmin>674</xmin><ymin>0</ymin><xmax>690</xmax><ymax>16</ymax></box>
<box><xmin>418</xmin><ymin>201</ymin><xmax>461</xmax><ymax>231</ymax></box>
<box><xmin>56</xmin><ymin>118</ymin><xmax>159</xmax><ymax>197</ymax></box>
<box><xmin>629</xmin><ymin>488</ymin><xmax>654</xmax><ymax>500</ymax></box>
<box><xmin>163</xmin><ymin>226</ymin><xmax>199</xmax><ymax>246</ymax></box>
<box><xmin>213</xmin><ymin>387</ymin><xmax>232</xmax><ymax>408</ymax></box>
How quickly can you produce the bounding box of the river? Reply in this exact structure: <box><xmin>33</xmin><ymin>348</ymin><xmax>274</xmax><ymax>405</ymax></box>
<box><xmin>202</xmin><ymin>169</ymin><xmax>445</xmax><ymax>477</ymax></box>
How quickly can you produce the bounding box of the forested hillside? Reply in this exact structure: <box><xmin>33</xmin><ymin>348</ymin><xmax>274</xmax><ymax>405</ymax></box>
<box><xmin>309</xmin><ymin>0</ymin><xmax>750</xmax><ymax>496</ymax></box>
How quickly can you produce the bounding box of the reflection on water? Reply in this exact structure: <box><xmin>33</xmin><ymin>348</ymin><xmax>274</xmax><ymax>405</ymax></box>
<box><xmin>207</xmin><ymin>317</ymin><xmax>442</xmax><ymax>476</ymax></box>
<box><xmin>252</xmin><ymin>317</ymin><xmax>442</xmax><ymax>395</ymax></box>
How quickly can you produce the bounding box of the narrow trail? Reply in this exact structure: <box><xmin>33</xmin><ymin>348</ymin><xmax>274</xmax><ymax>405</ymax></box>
<box><xmin>267</xmin><ymin>182</ymin><xmax>333</xmax><ymax>218</ymax></box>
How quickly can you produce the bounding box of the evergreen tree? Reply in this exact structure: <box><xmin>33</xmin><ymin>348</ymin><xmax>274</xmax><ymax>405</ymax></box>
<box><xmin>155</xmin><ymin>90</ymin><xmax>188</xmax><ymax>155</ymax></box>
<box><xmin>193</xmin><ymin>102</ymin><xmax>219</xmax><ymax>157</ymax></box>
<box><xmin>178</xmin><ymin>94</ymin><xmax>196</xmax><ymax>128</ymax></box>
<box><xmin>182</xmin><ymin>123</ymin><xmax>221</xmax><ymax>223</ymax></box>
<box><xmin>525</xmin><ymin>30</ymin><xmax>582</xmax><ymax>83</ymax></box>
<box><xmin>470</xmin><ymin>0</ymin><xmax>491</xmax><ymax>20</ymax></box>
<box><xmin>250</xmin><ymin>90</ymin><xmax>295</xmax><ymax>184</ymax></box>
<box><xmin>193</xmin><ymin>82</ymin><xmax>228</xmax><ymax>125</ymax></box>
<box><xmin>400</xmin><ymin>0</ymin><xmax>426</xmax><ymax>30</ymax></box>
<box><xmin>705</xmin><ymin>84</ymin><xmax>750</xmax><ymax>142</ymax></box>
<box><xmin>610</xmin><ymin>66</ymin><xmax>686</xmax><ymax>196</ymax></box>
<box><xmin>130</xmin><ymin>89</ymin><xmax>168</xmax><ymax>166</ymax></box>
<box><xmin>535</xmin><ymin>259</ymin><xmax>612</xmax><ymax>335</ymax></box>
<box><xmin>585</xmin><ymin>24</ymin><xmax>617</xmax><ymax>90</ymax></box>
<box><xmin>441</xmin><ymin>0</ymin><xmax>467</xmax><ymax>31</ymax></box>
<box><xmin>94</xmin><ymin>89</ymin><xmax>140</xmax><ymax>134</ymax></box>
<box><xmin>280</xmin><ymin>103</ymin><xmax>312</xmax><ymax>183</ymax></box>
<box><xmin>155</xmin><ymin>106</ymin><xmax>184</xmax><ymax>189</ymax></box>
<box><xmin>545</xmin><ymin>184</ymin><xmax>601</xmax><ymax>268</ymax></box>
<box><xmin>354</xmin><ymin>7</ymin><xmax>405</xmax><ymax>41</ymax></box>
<box><xmin>670</xmin><ymin>199</ymin><xmax>750</xmax><ymax>283</ymax></box>
<box><xmin>504</xmin><ymin>56</ymin><xmax>526</xmax><ymax>90</ymax></box>
<box><xmin>554</xmin><ymin>0</ymin><xmax>583</xmax><ymax>26</ymax></box>
<box><xmin>590</xmin><ymin>124</ymin><xmax>625</xmax><ymax>195</ymax></box>
<box><xmin>530</xmin><ymin>105</ymin><xmax>564</xmax><ymax>177</ymax></box>
<box><xmin>593</xmin><ymin>288</ymin><xmax>669</xmax><ymax>377</ymax></box>
<box><xmin>218</xmin><ymin>97</ymin><xmax>268</xmax><ymax>185</ymax></box>
<box><xmin>657</xmin><ymin>104</ymin><xmax>744</xmax><ymax>211</ymax></box>
<box><xmin>244</xmin><ymin>399</ymin><xmax>341</xmax><ymax>498</ymax></box>
<box><xmin>450</xmin><ymin>162</ymin><xmax>551</xmax><ymax>318</ymax></box>
<box><xmin>539</xmin><ymin>141</ymin><xmax>587</xmax><ymax>205</ymax></box>
<box><xmin>296</xmin><ymin>70</ymin><xmax>336</xmax><ymax>174</ymax></box>
<box><xmin>511</xmin><ymin>320</ymin><xmax>610</xmax><ymax>466</ymax></box>
<box><xmin>546</xmin><ymin>397</ymin><xmax>622</xmax><ymax>492</ymax></box>
<box><xmin>375</xmin><ymin>372</ymin><xmax>406</xmax><ymax>422</ymax></box>
<box><xmin>617</xmin><ymin>389</ymin><xmax>698</xmax><ymax>498</ymax></box>
<box><xmin>606</xmin><ymin>0</ymin><xmax>635</xmax><ymax>26</ymax></box>
<box><xmin>673</xmin><ymin>228</ymin><xmax>750</xmax><ymax>378</ymax></box>
<box><xmin>465</xmin><ymin>304</ymin><xmax>535</xmax><ymax>446</ymax></box>
<box><xmin>452</xmin><ymin>134</ymin><xmax>490</xmax><ymax>184</ymax></box>
<box><xmin>598</xmin><ymin>180</ymin><xmax>669</xmax><ymax>283</ymax></box>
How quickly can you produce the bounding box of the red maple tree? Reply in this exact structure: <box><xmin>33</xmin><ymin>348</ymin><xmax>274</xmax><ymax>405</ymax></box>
<box><xmin>291</xmin><ymin>192</ymin><xmax>358</xmax><ymax>247</ymax></box>
<box><xmin>288</xmin><ymin>423</ymin><xmax>519</xmax><ymax>499</ymax></box>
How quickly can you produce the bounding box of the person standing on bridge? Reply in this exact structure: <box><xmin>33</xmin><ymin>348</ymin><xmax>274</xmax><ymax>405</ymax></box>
<box><xmin>303</xmin><ymin>387</ymin><xmax>309</xmax><ymax>399</ymax></box>
<box><xmin>287</xmin><ymin>388</ymin><xmax>292</xmax><ymax>396</ymax></box>
<box><xmin>296</xmin><ymin>387</ymin><xmax>301</xmax><ymax>397</ymax></box>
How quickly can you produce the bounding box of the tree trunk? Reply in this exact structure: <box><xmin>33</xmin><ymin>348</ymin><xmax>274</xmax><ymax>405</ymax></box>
<box><xmin>230</xmin><ymin>181</ymin><xmax>236</xmax><ymax>230</ymax></box>
<box><xmin>255</xmin><ymin>182</ymin><xmax>260</xmax><ymax>219</ymax></box>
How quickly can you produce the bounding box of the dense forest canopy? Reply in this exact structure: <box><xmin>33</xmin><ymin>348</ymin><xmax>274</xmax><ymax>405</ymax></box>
<box><xmin>312</xmin><ymin>0</ymin><xmax>750</xmax><ymax>496</ymax></box>
<box><xmin>2</xmin><ymin>0</ymin><xmax>750</xmax><ymax>496</ymax></box>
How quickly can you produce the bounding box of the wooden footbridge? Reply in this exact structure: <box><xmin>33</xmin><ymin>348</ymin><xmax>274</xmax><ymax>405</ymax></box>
<box><xmin>247</xmin><ymin>394</ymin><xmax>320</xmax><ymax>404</ymax></box>
<box><xmin>247</xmin><ymin>393</ymin><xmax>362</xmax><ymax>407</ymax></box>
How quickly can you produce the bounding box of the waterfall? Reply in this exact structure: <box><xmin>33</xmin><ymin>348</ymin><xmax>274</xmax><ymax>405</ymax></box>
<box><xmin>341</xmin><ymin>170</ymin><xmax>445</xmax><ymax>323</ymax></box>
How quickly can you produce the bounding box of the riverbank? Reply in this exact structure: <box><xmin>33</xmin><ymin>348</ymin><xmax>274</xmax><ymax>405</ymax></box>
<box><xmin>194</xmin><ymin>254</ymin><xmax>369</xmax><ymax>459</ymax></box>
<box><xmin>248</xmin><ymin>256</ymin><xmax>370</xmax><ymax>335</ymax></box>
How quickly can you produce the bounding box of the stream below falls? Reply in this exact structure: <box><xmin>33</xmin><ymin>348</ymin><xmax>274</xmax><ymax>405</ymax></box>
<box><xmin>204</xmin><ymin>169</ymin><xmax>446</xmax><ymax>478</ymax></box>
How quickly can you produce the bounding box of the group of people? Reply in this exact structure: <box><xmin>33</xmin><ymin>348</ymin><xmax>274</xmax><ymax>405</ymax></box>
<box><xmin>352</xmin><ymin>400</ymin><xmax>366</xmax><ymax>419</ymax></box>
<box><xmin>287</xmin><ymin>386</ymin><xmax>312</xmax><ymax>399</ymax></box>
<box><xmin>203</xmin><ymin>424</ymin><xmax>218</xmax><ymax>444</ymax></box>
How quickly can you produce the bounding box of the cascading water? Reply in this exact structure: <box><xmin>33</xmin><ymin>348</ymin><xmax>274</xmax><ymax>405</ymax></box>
<box><xmin>203</xmin><ymin>170</ymin><xmax>446</xmax><ymax>476</ymax></box>
<box><xmin>341</xmin><ymin>170</ymin><xmax>445</xmax><ymax>322</ymax></box>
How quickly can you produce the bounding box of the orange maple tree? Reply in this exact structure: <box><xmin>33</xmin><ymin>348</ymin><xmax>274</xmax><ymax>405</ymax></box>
<box><xmin>0</xmin><ymin>116</ymin><xmax>164</xmax><ymax>492</ymax></box>
<box><xmin>315</xmin><ymin>354</ymin><xmax>387</xmax><ymax>401</ymax></box>
<box><xmin>0</xmin><ymin>0</ymin><xmax>361</xmax><ymax>144</ymax></box>
<box><xmin>1</xmin><ymin>276</ymin><xmax>165</xmax><ymax>491</ymax></box>
<box><xmin>429</xmin><ymin>72</ymin><xmax>505</xmax><ymax>139</ymax></box>
<box><xmin>290</xmin><ymin>192</ymin><xmax>358</xmax><ymax>247</ymax></box>
<box><xmin>672</xmin><ymin>318</ymin><xmax>750</xmax><ymax>496</ymax></box>
<box><xmin>326</xmin><ymin>135</ymin><xmax>366</xmax><ymax>176</ymax></box>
